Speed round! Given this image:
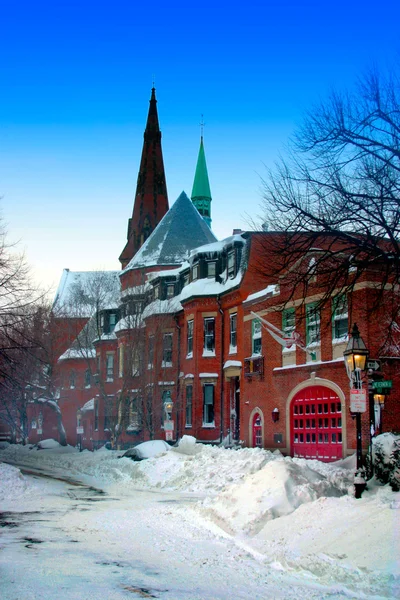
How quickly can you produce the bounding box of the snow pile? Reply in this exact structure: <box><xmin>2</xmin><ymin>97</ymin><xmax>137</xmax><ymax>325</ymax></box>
<box><xmin>200</xmin><ymin>456</ymin><xmax>349</xmax><ymax>535</ymax></box>
<box><xmin>373</xmin><ymin>432</ymin><xmax>400</xmax><ymax>489</ymax></box>
<box><xmin>174</xmin><ymin>434</ymin><xmax>201</xmax><ymax>455</ymax></box>
<box><xmin>36</xmin><ymin>438</ymin><xmax>62</xmax><ymax>449</ymax></box>
<box><xmin>0</xmin><ymin>463</ymin><xmax>39</xmax><ymax>501</ymax></box>
<box><xmin>134</xmin><ymin>445</ymin><xmax>275</xmax><ymax>493</ymax></box>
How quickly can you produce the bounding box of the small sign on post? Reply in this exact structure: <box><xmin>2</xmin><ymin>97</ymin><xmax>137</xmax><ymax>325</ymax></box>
<box><xmin>165</xmin><ymin>431</ymin><xmax>173</xmax><ymax>441</ymax></box>
<box><xmin>350</xmin><ymin>389</ymin><xmax>367</xmax><ymax>413</ymax></box>
<box><xmin>372</xmin><ymin>380</ymin><xmax>392</xmax><ymax>390</ymax></box>
<box><xmin>367</xmin><ymin>359</ymin><xmax>381</xmax><ymax>371</ymax></box>
<box><xmin>76</xmin><ymin>427</ymin><xmax>84</xmax><ymax>435</ymax></box>
<box><xmin>163</xmin><ymin>420</ymin><xmax>174</xmax><ymax>432</ymax></box>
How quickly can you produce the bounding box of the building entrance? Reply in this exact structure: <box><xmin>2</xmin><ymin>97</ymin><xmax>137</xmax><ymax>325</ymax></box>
<box><xmin>291</xmin><ymin>385</ymin><xmax>343</xmax><ymax>462</ymax></box>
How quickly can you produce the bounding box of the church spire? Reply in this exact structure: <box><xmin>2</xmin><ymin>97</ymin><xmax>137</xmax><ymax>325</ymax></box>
<box><xmin>119</xmin><ymin>88</ymin><xmax>169</xmax><ymax>269</ymax></box>
<box><xmin>191</xmin><ymin>125</ymin><xmax>212</xmax><ymax>228</ymax></box>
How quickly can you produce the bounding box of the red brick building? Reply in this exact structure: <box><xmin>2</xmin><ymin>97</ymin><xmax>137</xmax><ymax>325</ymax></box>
<box><xmin>29</xmin><ymin>89</ymin><xmax>399</xmax><ymax>460</ymax></box>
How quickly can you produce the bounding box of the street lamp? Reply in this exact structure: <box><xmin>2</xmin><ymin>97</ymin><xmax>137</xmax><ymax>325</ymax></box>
<box><xmin>343</xmin><ymin>323</ymin><xmax>369</xmax><ymax>498</ymax></box>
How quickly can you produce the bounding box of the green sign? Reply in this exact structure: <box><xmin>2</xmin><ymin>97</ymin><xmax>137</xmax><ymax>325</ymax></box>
<box><xmin>372</xmin><ymin>380</ymin><xmax>393</xmax><ymax>389</ymax></box>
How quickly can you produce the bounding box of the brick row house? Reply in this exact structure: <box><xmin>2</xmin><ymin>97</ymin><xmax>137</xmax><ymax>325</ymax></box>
<box><xmin>28</xmin><ymin>89</ymin><xmax>399</xmax><ymax>460</ymax></box>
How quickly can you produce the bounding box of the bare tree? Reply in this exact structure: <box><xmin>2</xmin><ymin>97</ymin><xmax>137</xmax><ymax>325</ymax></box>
<box><xmin>0</xmin><ymin>218</ymin><xmax>69</xmax><ymax>443</ymax></box>
<box><xmin>260</xmin><ymin>67</ymin><xmax>400</xmax><ymax>345</ymax></box>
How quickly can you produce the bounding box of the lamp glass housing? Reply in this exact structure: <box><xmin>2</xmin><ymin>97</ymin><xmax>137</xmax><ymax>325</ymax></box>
<box><xmin>343</xmin><ymin>324</ymin><xmax>369</xmax><ymax>382</ymax></box>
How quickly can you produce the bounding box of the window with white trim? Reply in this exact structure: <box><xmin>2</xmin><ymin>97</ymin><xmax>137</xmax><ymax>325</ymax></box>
<box><xmin>282</xmin><ymin>308</ymin><xmax>295</xmax><ymax>337</ymax></box>
<box><xmin>203</xmin><ymin>318</ymin><xmax>215</xmax><ymax>354</ymax></box>
<box><xmin>332</xmin><ymin>295</ymin><xmax>348</xmax><ymax>341</ymax></box>
<box><xmin>306</xmin><ymin>303</ymin><xmax>320</xmax><ymax>346</ymax></box>
<box><xmin>148</xmin><ymin>335</ymin><xmax>154</xmax><ymax>369</ymax></box>
<box><xmin>128</xmin><ymin>397</ymin><xmax>139</xmax><ymax>430</ymax></box>
<box><xmin>185</xmin><ymin>385</ymin><xmax>193</xmax><ymax>427</ymax></box>
<box><xmin>252</xmin><ymin>319</ymin><xmax>262</xmax><ymax>355</ymax></box>
<box><xmin>187</xmin><ymin>320</ymin><xmax>194</xmax><ymax>357</ymax></box>
<box><xmin>162</xmin><ymin>333</ymin><xmax>173</xmax><ymax>367</ymax></box>
<box><xmin>70</xmin><ymin>370</ymin><xmax>76</xmax><ymax>389</ymax></box>
<box><xmin>84</xmin><ymin>369</ymin><xmax>91</xmax><ymax>388</ymax></box>
<box><xmin>227</xmin><ymin>250</ymin><xmax>235</xmax><ymax>278</ymax></box>
<box><xmin>203</xmin><ymin>384</ymin><xmax>215</xmax><ymax>426</ymax></box>
<box><xmin>118</xmin><ymin>345</ymin><xmax>124</xmax><ymax>378</ymax></box>
<box><xmin>109</xmin><ymin>312</ymin><xmax>117</xmax><ymax>332</ymax></box>
<box><xmin>207</xmin><ymin>261</ymin><xmax>216</xmax><ymax>278</ymax></box>
<box><xmin>230</xmin><ymin>313</ymin><xmax>237</xmax><ymax>352</ymax></box>
<box><xmin>192</xmin><ymin>263</ymin><xmax>199</xmax><ymax>281</ymax></box>
<box><xmin>106</xmin><ymin>353</ymin><xmax>114</xmax><ymax>382</ymax></box>
<box><xmin>94</xmin><ymin>399</ymin><xmax>99</xmax><ymax>431</ymax></box>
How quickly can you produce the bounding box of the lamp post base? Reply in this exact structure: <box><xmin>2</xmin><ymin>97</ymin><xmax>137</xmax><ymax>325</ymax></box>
<box><xmin>354</xmin><ymin>471</ymin><xmax>367</xmax><ymax>499</ymax></box>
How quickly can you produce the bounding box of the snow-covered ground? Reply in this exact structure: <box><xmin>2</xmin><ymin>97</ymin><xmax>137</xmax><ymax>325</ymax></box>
<box><xmin>1</xmin><ymin>438</ymin><xmax>399</xmax><ymax>599</ymax></box>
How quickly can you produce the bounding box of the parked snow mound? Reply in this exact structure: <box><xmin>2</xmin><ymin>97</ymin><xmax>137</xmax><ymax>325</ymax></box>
<box><xmin>123</xmin><ymin>440</ymin><xmax>170</xmax><ymax>460</ymax></box>
<box><xmin>36</xmin><ymin>439</ymin><xmax>61</xmax><ymax>449</ymax></box>
<box><xmin>0</xmin><ymin>463</ymin><xmax>38</xmax><ymax>501</ymax></box>
<box><xmin>200</xmin><ymin>457</ymin><xmax>348</xmax><ymax>536</ymax></box>
<box><xmin>173</xmin><ymin>435</ymin><xmax>201</xmax><ymax>456</ymax></box>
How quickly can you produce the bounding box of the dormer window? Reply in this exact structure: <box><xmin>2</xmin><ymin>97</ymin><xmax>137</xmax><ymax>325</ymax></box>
<box><xmin>109</xmin><ymin>313</ymin><xmax>117</xmax><ymax>331</ymax></box>
<box><xmin>154</xmin><ymin>285</ymin><xmax>160</xmax><ymax>299</ymax></box>
<box><xmin>183</xmin><ymin>274</ymin><xmax>190</xmax><ymax>287</ymax></box>
<box><xmin>167</xmin><ymin>284</ymin><xmax>175</xmax><ymax>298</ymax></box>
<box><xmin>100</xmin><ymin>313</ymin><xmax>104</xmax><ymax>331</ymax></box>
<box><xmin>207</xmin><ymin>262</ymin><xmax>216</xmax><ymax>278</ymax></box>
<box><xmin>192</xmin><ymin>263</ymin><xmax>199</xmax><ymax>281</ymax></box>
<box><xmin>227</xmin><ymin>251</ymin><xmax>235</xmax><ymax>278</ymax></box>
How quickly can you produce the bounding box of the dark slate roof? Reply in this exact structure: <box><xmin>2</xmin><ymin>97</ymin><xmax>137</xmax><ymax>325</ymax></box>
<box><xmin>123</xmin><ymin>191</ymin><xmax>217</xmax><ymax>271</ymax></box>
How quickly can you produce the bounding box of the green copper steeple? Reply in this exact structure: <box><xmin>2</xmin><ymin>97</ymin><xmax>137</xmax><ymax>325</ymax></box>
<box><xmin>191</xmin><ymin>136</ymin><xmax>212</xmax><ymax>228</ymax></box>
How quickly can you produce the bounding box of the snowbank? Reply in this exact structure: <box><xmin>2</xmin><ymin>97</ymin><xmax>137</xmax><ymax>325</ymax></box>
<box><xmin>200</xmin><ymin>456</ymin><xmax>350</xmax><ymax>536</ymax></box>
<box><xmin>0</xmin><ymin>462</ymin><xmax>39</xmax><ymax>501</ymax></box>
<box><xmin>1</xmin><ymin>440</ymin><xmax>399</xmax><ymax>588</ymax></box>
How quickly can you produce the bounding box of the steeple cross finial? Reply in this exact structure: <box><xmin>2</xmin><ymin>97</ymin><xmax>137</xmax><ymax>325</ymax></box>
<box><xmin>200</xmin><ymin>114</ymin><xmax>205</xmax><ymax>139</ymax></box>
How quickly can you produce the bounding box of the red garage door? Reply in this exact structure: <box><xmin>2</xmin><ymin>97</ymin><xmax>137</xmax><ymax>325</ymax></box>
<box><xmin>291</xmin><ymin>386</ymin><xmax>343</xmax><ymax>462</ymax></box>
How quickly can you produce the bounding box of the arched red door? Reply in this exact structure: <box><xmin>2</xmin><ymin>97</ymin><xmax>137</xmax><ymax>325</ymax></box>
<box><xmin>291</xmin><ymin>386</ymin><xmax>343</xmax><ymax>462</ymax></box>
<box><xmin>252</xmin><ymin>413</ymin><xmax>263</xmax><ymax>448</ymax></box>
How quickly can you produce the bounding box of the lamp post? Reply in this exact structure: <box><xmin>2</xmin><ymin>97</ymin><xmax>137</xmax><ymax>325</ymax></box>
<box><xmin>343</xmin><ymin>323</ymin><xmax>369</xmax><ymax>498</ymax></box>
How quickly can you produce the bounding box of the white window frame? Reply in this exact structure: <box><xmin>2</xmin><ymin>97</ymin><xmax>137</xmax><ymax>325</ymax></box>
<box><xmin>332</xmin><ymin>295</ymin><xmax>348</xmax><ymax>342</ymax></box>
<box><xmin>185</xmin><ymin>385</ymin><xmax>193</xmax><ymax>427</ymax></box>
<box><xmin>106</xmin><ymin>353</ymin><xmax>114</xmax><ymax>382</ymax></box>
<box><xmin>227</xmin><ymin>250</ymin><xmax>235</xmax><ymax>278</ymax></box>
<box><xmin>202</xmin><ymin>384</ymin><xmax>215</xmax><ymax>427</ymax></box>
<box><xmin>187</xmin><ymin>319</ymin><xmax>194</xmax><ymax>357</ymax></box>
<box><xmin>162</xmin><ymin>333</ymin><xmax>173</xmax><ymax>367</ymax></box>
<box><xmin>207</xmin><ymin>261</ymin><xmax>216</xmax><ymax>278</ymax></box>
<box><xmin>203</xmin><ymin>317</ymin><xmax>215</xmax><ymax>355</ymax></box>
<box><xmin>229</xmin><ymin>313</ymin><xmax>237</xmax><ymax>353</ymax></box>
<box><xmin>252</xmin><ymin>319</ymin><xmax>262</xmax><ymax>355</ymax></box>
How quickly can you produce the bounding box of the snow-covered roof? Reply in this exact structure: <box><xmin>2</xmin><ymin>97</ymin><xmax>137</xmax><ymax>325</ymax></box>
<box><xmin>245</xmin><ymin>284</ymin><xmax>280</xmax><ymax>304</ymax></box>
<box><xmin>189</xmin><ymin>234</ymin><xmax>245</xmax><ymax>259</ymax></box>
<box><xmin>53</xmin><ymin>269</ymin><xmax>121</xmax><ymax>317</ymax></box>
<box><xmin>146</xmin><ymin>262</ymin><xmax>190</xmax><ymax>281</ymax></box>
<box><xmin>180</xmin><ymin>269</ymin><xmax>243</xmax><ymax>303</ymax></box>
<box><xmin>224</xmin><ymin>360</ymin><xmax>242</xmax><ymax>368</ymax></box>
<box><xmin>142</xmin><ymin>297</ymin><xmax>183</xmax><ymax>320</ymax></box>
<box><xmin>199</xmin><ymin>372</ymin><xmax>219</xmax><ymax>378</ymax></box>
<box><xmin>114</xmin><ymin>315</ymin><xmax>143</xmax><ymax>334</ymax></box>
<box><xmin>80</xmin><ymin>398</ymin><xmax>95</xmax><ymax>412</ymax></box>
<box><xmin>122</xmin><ymin>192</ymin><xmax>217</xmax><ymax>272</ymax></box>
<box><xmin>121</xmin><ymin>283</ymin><xmax>151</xmax><ymax>298</ymax></box>
<box><xmin>58</xmin><ymin>348</ymin><xmax>96</xmax><ymax>362</ymax></box>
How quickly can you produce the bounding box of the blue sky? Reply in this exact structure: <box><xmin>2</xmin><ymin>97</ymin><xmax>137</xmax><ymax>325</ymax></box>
<box><xmin>1</xmin><ymin>0</ymin><xmax>399</xmax><ymax>293</ymax></box>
